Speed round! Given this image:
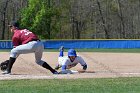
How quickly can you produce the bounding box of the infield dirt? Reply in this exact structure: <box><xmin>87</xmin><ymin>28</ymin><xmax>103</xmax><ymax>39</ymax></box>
<box><xmin>0</xmin><ymin>52</ymin><xmax>140</xmax><ymax>80</ymax></box>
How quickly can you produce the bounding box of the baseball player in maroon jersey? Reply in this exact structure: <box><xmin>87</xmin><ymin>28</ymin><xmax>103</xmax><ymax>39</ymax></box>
<box><xmin>2</xmin><ymin>21</ymin><xmax>58</xmax><ymax>75</ymax></box>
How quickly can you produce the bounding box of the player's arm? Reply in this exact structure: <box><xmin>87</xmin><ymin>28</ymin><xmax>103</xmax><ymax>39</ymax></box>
<box><xmin>77</xmin><ymin>64</ymin><xmax>87</xmax><ymax>73</ymax></box>
<box><xmin>12</xmin><ymin>37</ymin><xmax>20</xmax><ymax>48</ymax></box>
<box><xmin>82</xmin><ymin>64</ymin><xmax>87</xmax><ymax>70</ymax></box>
<box><xmin>78</xmin><ymin>56</ymin><xmax>87</xmax><ymax>70</ymax></box>
<box><xmin>61</xmin><ymin>65</ymin><xmax>67</xmax><ymax>71</ymax></box>
<box><xmin>59</xmin><ymin>65</ymin><xmax>71</xmax><ymax>74</ymax></box>
<box><xmin>58</xmin><ymin>59</ymin><xmax>72</xmax><ymax>74</ymax></box>
<box><xmin>61</xmin><ymin>59</ymin><xmax>68</xmax><ymax>71</ymax></box>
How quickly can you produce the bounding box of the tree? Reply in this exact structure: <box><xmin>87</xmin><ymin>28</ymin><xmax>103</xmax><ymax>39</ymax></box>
<box><xmin>0</xmin><ymin>0</ymin><xmax>28</xmax><ymax>40</ymax></box>
<box><xmin>2</xmin><ymin>0</ymin><xmax>140</xmax><ymax>39</ymax></box>
<box><xmin>20</xmin><ymin>0</ymin><xmax>61</xmax><ymax>39</ymax></box>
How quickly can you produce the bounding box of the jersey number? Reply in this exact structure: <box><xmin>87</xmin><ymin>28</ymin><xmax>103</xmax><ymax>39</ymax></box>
<box><xmin>20</xmin><ymin>29</ymin><xmax>32</xmax><ymax>35</ymax></box>
<box><xmin>68</xmin><ymin>63</ymin><xmax>77</xmax><ymax>68</ymax></box>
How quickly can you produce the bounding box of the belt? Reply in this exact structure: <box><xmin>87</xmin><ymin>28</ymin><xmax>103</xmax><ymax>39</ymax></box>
<box><xmin>27</xmin><ymin>39</ymin><xmax>40</xmax><ymax>44</ymax></box>
<box><xmin>32</xmin><ymin>39</ymin><xmax>40</xmax><ymax>41</ymax></box>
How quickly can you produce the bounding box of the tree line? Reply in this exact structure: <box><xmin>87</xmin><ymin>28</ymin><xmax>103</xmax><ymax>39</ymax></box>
<box><xmin>0</xmin><ymin>0</ymin><xmax>140</xmax><ymax>40</ymax></box>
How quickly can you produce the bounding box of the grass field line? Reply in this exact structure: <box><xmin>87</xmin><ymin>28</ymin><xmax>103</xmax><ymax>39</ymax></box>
<box><xmin>1</xmin><ymin>72</ymin><xmax>140</xmax><ymax>80</ymax></box>
<box><xmin>121</xmin><ymin>72</ymin><xmax>140</xmax><ymax>75</ymax></box>
<box><xmin>0</xmin><ymin>74</ymin><xmax>59</xmax><ymax>80</ymax></box>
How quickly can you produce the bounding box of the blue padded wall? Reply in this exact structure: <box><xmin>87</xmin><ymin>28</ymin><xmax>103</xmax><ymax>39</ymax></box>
<box><xmin>1</xmin><ymin>40</ymin><xmax>140</xmax><ymax>49</ymax></box>
<box><xmin>43</xmin><ymin>40</ymin><xmax>140</xmax><ymax>49</ymax></box>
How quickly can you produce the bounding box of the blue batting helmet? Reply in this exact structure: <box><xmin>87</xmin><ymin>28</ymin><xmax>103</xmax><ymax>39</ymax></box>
<box><xmin>68</xmin><ymin>49</ymin><xmax>77</xmax><ymax>56</ymax></box>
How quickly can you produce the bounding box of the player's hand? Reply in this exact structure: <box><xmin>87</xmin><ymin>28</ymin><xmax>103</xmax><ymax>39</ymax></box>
<box><xmin>77</xmin><ymin>69</ymin><xmax>86</xmax><ymax>73</ymax></box>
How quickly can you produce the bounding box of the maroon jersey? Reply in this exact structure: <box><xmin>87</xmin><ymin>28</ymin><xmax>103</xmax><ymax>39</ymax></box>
<box><xmin>12</xmin><ymin>29</ymin><xmax>39</xmax><ymax>47</ymax></box>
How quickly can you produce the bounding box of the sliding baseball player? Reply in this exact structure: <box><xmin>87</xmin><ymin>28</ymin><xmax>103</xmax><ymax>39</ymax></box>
<box><xmin>55</xmin><ymin>46</ymin><xmax>87</xmax><ymax>74</ymax></box>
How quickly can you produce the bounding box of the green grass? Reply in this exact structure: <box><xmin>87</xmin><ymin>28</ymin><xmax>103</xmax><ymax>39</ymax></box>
<box><xmin>0</xmin><ymin>77</ymin><xmax>140</xmax><ymax>93</ymax></box>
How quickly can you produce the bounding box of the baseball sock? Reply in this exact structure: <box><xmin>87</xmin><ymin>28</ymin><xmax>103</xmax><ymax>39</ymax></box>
<box><xmin>6</xmin><ymin>57</ymin><xmax>16</xmax><ymax>73</ymax></box>
<box><xmin>42</xmin><ymin>62</ymin><xmax>56</xmax><ymax>73</ymax></box>
<box><xmin>59</xmin><ymin>50</ymin><xmax>64</xmax><ymax>57</ymax></box>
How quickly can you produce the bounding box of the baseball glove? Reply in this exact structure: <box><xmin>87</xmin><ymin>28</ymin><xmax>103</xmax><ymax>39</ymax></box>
<box><xmin>0</xmin><ymin>60</ymin><xmax>9</xmax><ymax>71</ymax></box>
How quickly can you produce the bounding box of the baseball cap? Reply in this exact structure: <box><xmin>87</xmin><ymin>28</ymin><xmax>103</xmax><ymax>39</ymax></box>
<box><xmin>8</xmin><ymin>21</ymin><xmax>19</xmax><ymax>28</ymax></box>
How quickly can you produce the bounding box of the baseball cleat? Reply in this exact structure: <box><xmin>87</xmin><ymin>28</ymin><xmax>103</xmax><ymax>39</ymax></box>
<box><xmin>2</xmin><ymin>70</ymin><xmax>11</xmax><ymax>75</ymax></box>
<box><xmin>59</xmin><ymin>46</ymin><xmax>64</xmax><ymax>51</ymax></box>
<box><xmin>53</xmin><ymin>71</ymin><xmax>59</xmax><ymax>74</ymax></box>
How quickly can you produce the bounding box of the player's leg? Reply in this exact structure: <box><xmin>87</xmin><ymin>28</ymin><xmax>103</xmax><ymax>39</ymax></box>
<box><xmin>55</xmin><ymin>46</ymin><xmax>64</xmax><ymax>70</ymax></box>
<box><xmin>2</xmin><ymin>57</ymin><xmax>16</xmax><ymax>74</ymax></box>
<box><xmin>9</xmin><ymin>42</ymin><xmax>34</xmax><ymax>57</ymax></box>
<box><xmin>35</xmin><ymin>42</ymin><xmax>58</xmax><ymax>74</ymax></box>
<box><xmin>2</xmin><ymin>48</ymin><xmax>18</xmax><ymax>74</ymax></box>
<box><xmin>59</xmin><ymin>46</ymin><xmax>64</xmax><ymax>57</ymax></box>
<box><xmin>2</xmin><ymin>42</ymin><xmax>36</xmax><ymax>74</ymax></box>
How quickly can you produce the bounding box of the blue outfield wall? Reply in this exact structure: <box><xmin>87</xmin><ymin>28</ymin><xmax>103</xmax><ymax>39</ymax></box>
<box><xmin>1</xmin><ymin>40</ymin><xmax>140</xmax><ymax>49</ymax></box>
<box><xmin>0</xmin><ymin>41</ymin><xmax>13</xmax><ymax>49</ymax></box>
<box><xmin>43</xmin><ymin>40</ymin><xmax>140</xmax><ymax>49</ymax></box>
